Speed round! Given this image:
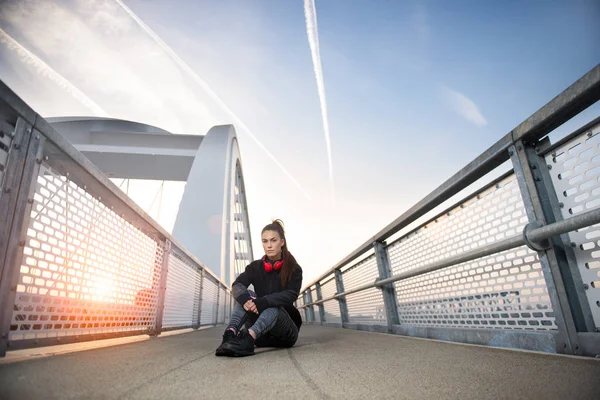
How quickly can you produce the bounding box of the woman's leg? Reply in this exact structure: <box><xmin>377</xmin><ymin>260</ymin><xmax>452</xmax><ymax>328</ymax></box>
<box><xmin>216</xmin><ymin>291</ymin><xmax>258</xmax><ymax>356</ymax></box>
<box><xmin>226</xmin><ymin>306</ymin><xmax>298</xmax><ymax>356</ymax></box>
<box><xmin>226</xmin><ymin>302</ymin><xmax>254</xmax><ymax>334</ymax></box>
<box><xmin>226</xmin><ymin>290</ymin><xmax>258</xmax><ymax>334</ymax></box>
<box><xmin>254</xmin><ymin>307</ymin><xmax>299</xmax><ymax>348</ymax></box>
<box><xmin>246</xmin><ymin>307</ymin><xmax>279</xmax><ymax>339</ymax></box>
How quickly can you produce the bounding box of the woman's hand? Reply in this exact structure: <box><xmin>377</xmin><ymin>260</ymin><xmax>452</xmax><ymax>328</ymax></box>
<box><xmin>243</xmin><ymin>299</ymin><xmax>258</xmax><ymax>314</ymax></box>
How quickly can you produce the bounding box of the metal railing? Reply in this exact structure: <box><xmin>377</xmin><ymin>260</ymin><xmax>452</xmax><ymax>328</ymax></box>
<box><xmin>0</xmin><ymin>81</ymin><xmax>233</xmax><ymax>356</ymax></box>
<box><xmin>298</xmin><ymin>64</ymin><xmax>600</xmax><ymax>357</ymax></box>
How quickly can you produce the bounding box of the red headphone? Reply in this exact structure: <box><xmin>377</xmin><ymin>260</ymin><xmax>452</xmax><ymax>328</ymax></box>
<box><xmin>263</xmin><ymin>256</ymin><xmax>283</xmax><ymax>273</ymax></box>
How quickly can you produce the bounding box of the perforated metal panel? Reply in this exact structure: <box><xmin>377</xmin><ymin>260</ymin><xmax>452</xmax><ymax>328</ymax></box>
<box><xmin>341</xmin><ymin>255</ymin><xmax>386</xmax><ymax>325</ymax></box>
<box><xmin>546</xmin><ymin>121</ymin><xmax>600</xmax><ymax>329</ymax></box>
<box><xmin>200</xmin><ymin>277</ymin><xmax>218</xmax><ymax>325</ymax></box>
<box><xmin>11</xmin><ymin>162</ymin><xmax>163</xmax><ymax>341</ymax></box>
<box><xmin>387</xmin><ymin>174</ymin><xmax>555</xmax><ymax>330</ymax></box>
<box><xmin>0</xmin><ymin>120</ymin><xmax>15</xmax><ymax>197</ymax></box>
<box><xmin>218</xmin><ymin>287</ymin><xmax>226</xmax><ymax>324</ymax></box>
<box><xmin>162</xmin><ymin>253</ymin><xmax>201</xmax><ymax>328</ymax></box>
<box><xmin>320</xmin><ymin>277</ymin><xmax>341</xmax><ymax>324</ymax></box>
<box><xmin>395</xmin><ymin>248</ymin><xmax>553</xmax><ymax>329</ymax></box>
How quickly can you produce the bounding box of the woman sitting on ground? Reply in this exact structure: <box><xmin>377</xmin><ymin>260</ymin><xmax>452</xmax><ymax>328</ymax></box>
<box><xmin>216</xmin><ymin>219</ymin><xmax>303</xmax><ymax>357</ymax></box>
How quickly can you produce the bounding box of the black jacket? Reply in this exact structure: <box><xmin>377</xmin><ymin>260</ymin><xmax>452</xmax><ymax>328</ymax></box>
<box><xmin>232</xmin><ymin>259</ymin><xmax>303</xmax><ymax>330</ymax></box>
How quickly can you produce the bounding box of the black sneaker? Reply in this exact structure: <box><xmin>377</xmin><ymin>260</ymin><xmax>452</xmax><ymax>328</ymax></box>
<box><xmin>226</xmin><ymin>331</ymin><xmax>255</xmax><ymax>357</ymax></box>
<box><xmin>215</xmin><ymin>329</ymin><xmax>237</xmax><ymax>356</ymax></box>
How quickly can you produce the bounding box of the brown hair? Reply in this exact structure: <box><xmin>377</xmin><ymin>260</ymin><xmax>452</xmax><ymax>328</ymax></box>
<box><xmin>262</xmin><ymin>219</ymin><xmax>298</xmax><ymax>286</ymax></box>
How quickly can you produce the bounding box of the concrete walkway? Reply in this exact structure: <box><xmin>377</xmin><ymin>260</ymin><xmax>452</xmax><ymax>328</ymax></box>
<box><xmin>1</xmin><ymin>325</ymin><xmax>599</xmax><ymax>399</ymax></box>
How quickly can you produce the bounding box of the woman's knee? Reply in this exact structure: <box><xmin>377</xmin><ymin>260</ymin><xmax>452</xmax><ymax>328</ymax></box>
<box><xmin>275</xmin><ymin>307</ymin><xmax>293</xmax><ymax>322</ymax></box>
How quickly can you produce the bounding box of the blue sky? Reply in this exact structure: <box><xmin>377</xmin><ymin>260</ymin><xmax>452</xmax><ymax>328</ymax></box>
<box><xmin>0</xmin><ymin>0</ymin><xmax>598</xmax><ymax>284</ymax></box>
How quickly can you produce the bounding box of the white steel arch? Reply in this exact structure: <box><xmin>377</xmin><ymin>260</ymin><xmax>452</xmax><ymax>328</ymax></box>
<box><xmin>172</xmin><ymin>125</ymin><xmax>253</xmax><ymax>285</ymax></box>
<box><xmin>47</xmin><ymin>118</ymin><xmax>253</xmax><ymax>285</ymax></box>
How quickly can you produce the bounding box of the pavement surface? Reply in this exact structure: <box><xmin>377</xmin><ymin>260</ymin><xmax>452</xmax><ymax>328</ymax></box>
<box><xmin>0</xmin><ymin>325</ymin><xmax>599</xmax><ymax>399</ymax></box>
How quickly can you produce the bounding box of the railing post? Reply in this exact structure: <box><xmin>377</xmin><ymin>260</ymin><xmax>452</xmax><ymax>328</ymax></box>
<box><xmin>315</xmin><ymin>282</ymin><xmax>326</xmax><ymax>324</ymax></box>
<box><xmin>302</xmin><ymin>291</ymin><xmax>310</xmax><ymax>322</ymax></box>
<box><xmin>0</xmin><ymin>119</ymin><xmax>30</xmax><ymax>291</ymax></box>
<box><xmin>150</xmin><ymin>239</ymin><xmax>171</xmax><ymax>336</ymax></box>
<box><xmin>195</xmin><ymin>268</ymin><xmax>204</xmax><ymax>328</ymax></box>
<box><xmin>335</xmin><ymin>269</ymin><xmax>350</xmax><ymax>326</ymax></box>
<box><xmin>224</xmin><ymin>289</ymin><xmax>230</xmax><ymax>324</ymax></box>
<box><xmin>306</xmin><ymin>288</ymin><xmax>316</xmax><ymax>322</ymax></box>
<box><xmin>510</xmin><ymin>141</ymin><xmax>583</xmax><ymax>354</ymax></box>
<box><xmin>541</xmin><ymin>138</ymin><xmax>597</xmax><ymax>334</ymax></box>
<box><xmin>0</xmin><ymin>121</ymin><xmax>41</xmax><ymax>357</ymax></box>
<box><xmin>374</xmin><ymin>241</ymin><xmax>400</xmax><ymax>331</ymax></box>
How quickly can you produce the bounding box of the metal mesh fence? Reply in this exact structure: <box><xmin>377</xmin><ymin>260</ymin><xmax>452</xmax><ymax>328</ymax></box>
<box><xmin>320</xmin><ymin>277</ymin><xmax>342</xmax><ymax>324</ymax></box>
<box><xmin>0</xmin><ymin>93</ymin><xmax>240</xmax><ymax>355</ymax></box>
<box><xmin>546</xmin><ymin>121</ymin><xmax>600</xmax><ymax>329</ymax></box>
<box><xmin>394</xmin><ymin>247</ymin><xmax>553</xmax><ymax>329</ymax></box>
<box><xmin>11</xmin><ymin>162</ymin><xmax>163</xmax><ymax>340</ymax></box>
<box><xmin>342</xmin><ymin>255</ymin><xmax>386</xmax><ymax>325</ymax></box>
<box><xmin>387</xmin><ymin>174</ymin><xmax>555</xmax><ymax>330</ymax></box>
<box><xmin>388</xmin><ymin>175</ymin><xmax>526</xmax><ymax>276</ymax></box>
<box><xmin>162</xmin><ymin>253</ymin><xmax>201</xmax><ymax>329</ymax></box>
<box><xmin>200</xmin><ymin>277</ymin><xmax>218</xmax><ymax>325</ymax></box>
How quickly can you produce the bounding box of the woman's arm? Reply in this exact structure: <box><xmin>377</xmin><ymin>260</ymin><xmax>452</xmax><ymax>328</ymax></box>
<box><xmin>232</xmin><ymin>263</ymin><xmax>254</xmax><ymax>305</ymax></box>
<box><xmin>253</xmin><ymin>267</ymin><xmax>303</xmax><ymax>312</ymax></box>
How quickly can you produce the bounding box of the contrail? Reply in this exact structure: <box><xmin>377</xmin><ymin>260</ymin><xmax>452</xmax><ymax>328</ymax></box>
<box><xmin>0</xmin><ymin>28</ymin><xmax>108</xmax><ymax>117</ymax></box>
<box><xmin>114</xmin><ymin>0</ymin><xmax>312</xmax><ymax>201</ymax></box>
<box><xmin>304</xmin><ymin>0</ymin><xmax>335</xmax><ymax>203</ymax></box>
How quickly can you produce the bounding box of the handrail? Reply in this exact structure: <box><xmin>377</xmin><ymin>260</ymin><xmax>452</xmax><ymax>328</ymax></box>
<box><xmin>302</xmin><ymin>64</ymin><xmax>600</xmax><ymax>292</ymax></box>
<box><xmin>300</xmin><ymin>207</ymin><xmax>600</xmax><ymax>308</ymax></box>
<box><xmin>511</xmin><ymin>65</ymin><xmax>600</xmax><ymax>143</ymax></box>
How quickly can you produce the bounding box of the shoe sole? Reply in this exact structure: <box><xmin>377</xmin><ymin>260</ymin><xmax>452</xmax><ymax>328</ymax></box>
<box><xmin>215</xmin><ymin>348</ymin><xmax>233</xmax><ymax>356</ymax></box>
<box><xmin>215</xmin><ymin>343</ymin><xmax>236</xmax><ymax>357</ymax></box>
<box><xmin>230</xmin><ymin>350</ymin><xmax>255</xmax><ymax>357</ymax></box>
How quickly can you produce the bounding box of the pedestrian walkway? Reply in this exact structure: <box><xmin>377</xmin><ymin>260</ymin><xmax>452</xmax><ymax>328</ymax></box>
<box><xmin>1</xmin><ymin>325</ymin><xmax>599</xmax><ymax>399</ymax></box>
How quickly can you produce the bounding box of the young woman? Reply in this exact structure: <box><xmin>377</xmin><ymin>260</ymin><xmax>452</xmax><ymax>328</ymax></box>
<box><xmin>215</xmin><ymin>219</ymin><xmax>303</xmax><ymax>357</ymax></box>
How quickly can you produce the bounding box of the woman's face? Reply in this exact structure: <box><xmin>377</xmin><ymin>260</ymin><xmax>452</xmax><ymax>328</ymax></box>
<box><xmin>262</xmin><ymin>230</ymin><xmax>285</xmax><ymax>260</ymax></box>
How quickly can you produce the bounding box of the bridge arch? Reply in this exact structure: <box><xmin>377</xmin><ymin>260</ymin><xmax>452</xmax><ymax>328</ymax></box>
<box><xmin>46</xmin><ymin>119</ymin><xmax>253</xmax><ymax>284</ymax></box>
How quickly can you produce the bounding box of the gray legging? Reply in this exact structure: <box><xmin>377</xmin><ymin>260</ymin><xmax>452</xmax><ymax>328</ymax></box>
<box><xmin>227</xmin><ymin>291</ymin><xmax>298</xmax><ymax>348</ymax></box>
